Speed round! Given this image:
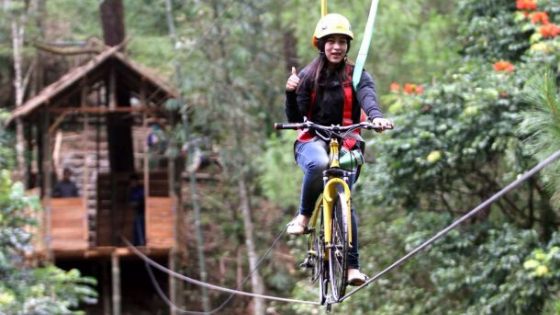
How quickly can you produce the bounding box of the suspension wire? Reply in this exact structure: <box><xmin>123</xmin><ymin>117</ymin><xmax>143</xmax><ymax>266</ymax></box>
<box><xmin>321</xmin><ymin>0</ymin><xmax>327</xmax><ymax>16</ymax></box>
<box><xmin>123</xmin><ymin>237</ymin><xmax>320</xmax><ymax>307</ymax></box>
<box><xmin>137</xmin><ymin>223</ymin><xmax>291</xmax><ymax>314</ymax></box>
<box><xmin>352</xmin><ymin>0</ymin><xmax>380</xmax><ymax>90</ymax></box>
<box><xmin>339</xmin><ymin>149</ymin><xmax>560</xmax><ymax>303</ymax></box>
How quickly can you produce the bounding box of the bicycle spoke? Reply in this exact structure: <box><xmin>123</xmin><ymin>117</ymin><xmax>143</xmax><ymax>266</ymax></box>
<box><xmin>328</xmin><ymin>187</ymin><xmax>349</xmax><ymax>301</ymax></box>
<box><xmin>308</xmin><ymin>208</ymin><xmax>327</xmax><ymax>305</ymax></box>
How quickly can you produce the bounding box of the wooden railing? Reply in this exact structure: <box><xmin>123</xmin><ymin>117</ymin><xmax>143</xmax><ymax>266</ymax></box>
<box><xmin>146</xmin><ymin>197</ymin><xmax>174</xmax><ymax>248</ymax></box>
<box><xmin>50</xmin><ymin>198</ymin><xmax>88</xmax><ymax>250</ymax></box>
<box><xmin>46</xmin><ymin>173</ymin><xmax>175</xmax><ymax>253</ymax></box>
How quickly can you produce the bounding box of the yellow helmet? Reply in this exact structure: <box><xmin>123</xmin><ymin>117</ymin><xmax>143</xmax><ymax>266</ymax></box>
<box><xmin>313</xmin><ymin>13</ymin><xmax>354</xmax><ymax>48</ymax></box>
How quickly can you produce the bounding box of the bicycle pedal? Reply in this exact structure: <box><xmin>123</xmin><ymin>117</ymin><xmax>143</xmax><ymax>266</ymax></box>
<box><xmin>299</xmin><ymin>259</ymin><xmax>313</xmax><ymax>269</ymax></box>
<box><xmin>302</xmin><ymin>227</ymin><xmax>314</xmax><ymax>235</ymax></box>
<box><xmin>299</xmin><ymin>255</ymin><xmax>316</xmax><ymax>269</ymax></box>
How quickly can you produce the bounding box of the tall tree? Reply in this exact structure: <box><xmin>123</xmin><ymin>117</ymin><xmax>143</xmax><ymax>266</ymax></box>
<box><xmin>164</xmin><ymin>0</ymin><xmax>210</xmax><ymax>312</ymax></box>
<box><xmin>203</xmin><ymin>1</ymin><xmax>267</xmax><ymax>313</ymax></box>
<box><xmin>6</xmin><ymin>0</ymin><xmax>32</xmax><ymax>185</ymax></box>
<box><xmin>99</xmin><ymin>0</ymin><xmax>134</xmax><ymax>173</ymax></box>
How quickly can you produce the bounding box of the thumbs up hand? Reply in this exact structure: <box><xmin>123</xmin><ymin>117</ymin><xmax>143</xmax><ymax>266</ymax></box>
<box><xmin>285</xmin><ymin>66</ymin><xmax>300</xmax><ymax>92</ymax></box>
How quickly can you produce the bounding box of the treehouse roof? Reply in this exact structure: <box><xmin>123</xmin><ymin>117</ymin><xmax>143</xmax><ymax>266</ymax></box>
<box><xmin>9</xmin><ymin>44</ymin><xmax>179</xmax><ymax>122</ymax></box>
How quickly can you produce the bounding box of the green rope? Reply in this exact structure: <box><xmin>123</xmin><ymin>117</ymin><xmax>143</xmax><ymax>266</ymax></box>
<box><xmin>352</xmin><ymin>0</ymin><xmax>380</xmax><ymax>90</ymax></box>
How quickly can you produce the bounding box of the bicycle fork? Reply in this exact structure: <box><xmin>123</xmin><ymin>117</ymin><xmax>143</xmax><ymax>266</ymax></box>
<box><xmin>322</xmin><ymin>177</ymin><xmax>352</xmax><ymax>248</ymax></box>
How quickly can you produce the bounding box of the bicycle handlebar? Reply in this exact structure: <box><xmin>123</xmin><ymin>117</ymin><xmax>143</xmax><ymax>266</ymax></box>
<box><xmin>274</xmin><ymin>121</ymin><xmax>392</xmax><ymax>137</ymax></box>
<box><xmin>274</xmin><ymin>120</ymin><xmax>393</xmax><ymax>141</ymax></box>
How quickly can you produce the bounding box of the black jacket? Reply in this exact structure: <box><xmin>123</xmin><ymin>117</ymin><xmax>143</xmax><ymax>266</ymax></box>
<box><xmin>285</xmin><ymin>64</ymin><xmax>383</xmax><ymax>124</ymax></box>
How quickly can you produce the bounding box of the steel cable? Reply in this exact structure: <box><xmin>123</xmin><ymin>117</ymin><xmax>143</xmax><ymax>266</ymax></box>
<box><xmin>137</xmin><ymin>223</ymin><xmax>295</xmax><ymax>314</ymax></box>
<box><xmin>339</xmin><ymin>149</ymin><xmax>560</xmax><ymax>302</ymax></box>
<box><xmin>123</xmin><ymin>236</ymin><xmax>320</xmax><ymax>307</ymax></box>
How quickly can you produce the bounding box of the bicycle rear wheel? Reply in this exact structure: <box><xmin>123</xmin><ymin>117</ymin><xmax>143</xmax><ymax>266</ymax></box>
<box><xmin>328</xmin><ymin>185</ymin><xmax>349</xmax><ymax>301</ymax></box>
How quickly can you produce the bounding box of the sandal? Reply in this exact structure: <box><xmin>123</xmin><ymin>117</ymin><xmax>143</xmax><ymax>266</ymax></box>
<box><xmin>286</xmin><ymin>216</ymin><xmax>309</xmax><ymax>235</ymax></box>
<box><xmin>347</xmin><ymin>269</ymin><xmax>368</xmax><ymax>286</ymax></box>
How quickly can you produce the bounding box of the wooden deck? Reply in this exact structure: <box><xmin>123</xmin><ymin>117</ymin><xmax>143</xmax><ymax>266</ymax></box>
<box><xmin>52</xmin><ymin>246</ymin><xmax>171</xmax><ymax>259</ymax></box>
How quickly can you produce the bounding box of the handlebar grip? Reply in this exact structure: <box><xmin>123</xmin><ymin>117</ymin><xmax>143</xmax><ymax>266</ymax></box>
<box><xmin>361</xmin><ymin>121</ymin><xmax>395</xmax><ymax>131</ymax></box>
<box><xmin>274</xmin><ymin>123</ymin><xmax>302</xmax><ymax>130</ymax></box>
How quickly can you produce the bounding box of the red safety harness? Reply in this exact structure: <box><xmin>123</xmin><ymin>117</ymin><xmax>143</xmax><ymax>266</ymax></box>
<box><xmin>297</xmin><ymin>65</ymin><xmax>366</xmax><ymax>149</ymax></box>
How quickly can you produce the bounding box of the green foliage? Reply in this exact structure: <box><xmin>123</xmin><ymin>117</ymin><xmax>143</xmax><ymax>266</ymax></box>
<box><xmin>45</xmin><ymin>0</ymin><xmax>101</xmax><ymax>39</ymax></box>
<box><xmin>362</xmin><ymin>62</ymin><xmax>524</xmax><ymax>214</ymax></box>
<box><xmin>0</xmin><ymin>169</ymin><xmax>97</xmax><ymax>314</ymax></box>
<box><xmin>0</xmin><ymin>125</ymin><xmax>97</xmax><ymax>313</ymax></box>
<box><xmin>0</xmin><ymin>265</ymin><xmax>97</xmax><ymax>315</ymax></box>
<box><xmin>257</xmin><ymin>131</ymin><xmax>302</xmax><ymax>210</ymax></box>
<box><xmin>457</xmin><ymin>0</ymin><xmax>528</xmax><ymax>61</ymax></box>
<box><xmin>128</xmin><ymin>36</ymin><xmax>175</xmax><ymax>75</ymax></box>
<box><xmin>0</xmin><ymin>111</ymin><xmax>15</xmax><ymax>169</ymax></box>
<box><xmin>372</xmin><ymin>0</ymin><xmax>460</xmax><ymax>91</ymax></box>
<box><xmin>519</xmin><ymin>70</ymin><xmax>560</xmax><ymax>194</ymax></box>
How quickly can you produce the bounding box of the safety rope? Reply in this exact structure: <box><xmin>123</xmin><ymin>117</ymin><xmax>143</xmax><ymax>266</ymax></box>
<box><xmin>352</xmin><ymin>0</ymin><xmax>380</xmax><ymax>90</ymax></box>
<box><xmin>339</xmin><ymin>149</ymin><xmax>560</xmax><ymax>302</ymax></box>
<box><xmin>321</xmin><ymin>0</ymin><xmax>327</xmax><ymax>16</ymax></box>
<box><xmin>138</xmin><ymin>224</ymin><xmax>292</xmax><ymax>314</ymax></box>
<box><xmin>130</xmin><ymin>149</ymin><xmax>560</xmax><ymax>308</ymax></box>
<box><xmin>123</xmin><ymin>238</ymin><xmax>320</xmax><ymax>307</ymax></box>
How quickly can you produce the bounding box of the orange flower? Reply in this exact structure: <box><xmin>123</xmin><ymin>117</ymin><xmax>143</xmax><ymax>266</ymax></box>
<box><xmin>493</xmin><ymin>60</ymin><xmax>515</xmax><ymax>72</ymax></box>
<box><xmin>530</xmin><ymin>12</ymin><xmax>549</xmax><ymax>25</ymax></box>
<box><xmin>403</xmin><ymin>83</ymin><xmax>417</xmax><ymax>94</ymax></box>
<box><xmin>516</xmin><ymin>0</ymin><xmax>537</xmax><ymax>10</ymax></box>
<box><xmin>539</xmin><ymin>24</ymin><xmax>560</xmax><ymax>38</ymax></box>
<box><xmin>390</xmin><ymin>82</ymin><xmax>400</xmax><ymax>93</ymax></box>
<box><xmin>402</xmin><ymin>83</ymin><xmax>424</xmax><ymax>95</ymax></box>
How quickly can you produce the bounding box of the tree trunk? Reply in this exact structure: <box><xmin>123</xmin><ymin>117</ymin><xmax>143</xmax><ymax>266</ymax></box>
<box><xmin>188</xmin><ymin>145</ymin><xmax>211</xmax><ymax>313</ymax></box>
<box><xmin>164</xmin><ymin>0</ymin><xmax>210</xmax><ymax>312</ymax></box>
<box><xmin>283</xmin><ymin>29</ymin><xmax>299</xmax><ymax>73</ymax></box>
<box><xmin>99</xmin><ymin>0</ymin><xmax>134</xmax><ymax>173</ymax></box>
<box><xmin>10</xmin><ymin>0</ymin><xmax>28</xmax><ymax>185</ymax></box>
<box><xmin>238</xmin><ymin>177</ymin><xmax>265</xmax><ymax>315</ymax></box>
<box><xmin>100</xmin><ymin>0</ymin><xmax>125</xmax><ymax>47</ymax></box>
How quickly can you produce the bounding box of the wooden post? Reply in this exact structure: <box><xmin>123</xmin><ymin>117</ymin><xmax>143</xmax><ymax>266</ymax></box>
<box><xmin>111</xmin><ymin>251</ymin><xmax>121</xmax><ymax>315</ymax></box>
<box><xmin>42</xmin><ymin>107</ymin><xmax>53</xmax><ymax>261</ymax></box>
<box><xmin>142</xmin><ymin>92</ymin><xmax>150</xmax><ymax>246</ymax></box>
<box><xmin>168</xmin><ymin>106</ymin><xmax>178</xmax><ymax>315</ymax></box>
<box><xmin>169</xmin><ymin>250</ymin><xmax>177</xmax><ymax>315</ymax></box>
<box><xmin>103</xmin><ymin>260</ymin><xmax>111</xmax><ymax>315</ymax></box>
<box><xmin>82</xmin><ymin>83</ymin><xmax>90</xmax><ymax>246</ymax></box>
<box><xmin>109</xmin><ymin>68</ymin><xmax>117</xmax><ymax>110</ymax></box>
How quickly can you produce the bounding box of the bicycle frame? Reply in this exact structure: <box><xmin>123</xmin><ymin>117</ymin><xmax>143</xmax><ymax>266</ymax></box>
<box><xmin>308</xmin><ymin>138</ymin><xmax>353</xmax><ymax>248</ymax></box>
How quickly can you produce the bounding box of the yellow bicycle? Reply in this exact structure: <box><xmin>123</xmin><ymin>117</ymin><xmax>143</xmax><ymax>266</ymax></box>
<box><xmin>275</xmin><ymin>120</ymin><xmax>383</xmax><ymax>307</ymax></box>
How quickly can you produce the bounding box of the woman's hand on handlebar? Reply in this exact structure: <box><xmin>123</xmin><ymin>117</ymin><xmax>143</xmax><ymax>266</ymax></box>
<box><xmin>370</xmin><ymin>117</ymin><xmax>394</xmax><ymax>132</ymax></box>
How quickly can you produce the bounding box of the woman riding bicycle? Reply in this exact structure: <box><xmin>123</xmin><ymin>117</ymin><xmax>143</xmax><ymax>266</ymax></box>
<box><xmin>284</xmin><ymin>13</ymin><xmax>393</xmax><ymax>286</ymax></box>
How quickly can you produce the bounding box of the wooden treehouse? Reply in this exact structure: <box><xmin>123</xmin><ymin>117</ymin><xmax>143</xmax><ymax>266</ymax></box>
<box><xmin>8</xmin><ymin>45</ymin><xmax>205</xmax><ymax>314</ymax></box>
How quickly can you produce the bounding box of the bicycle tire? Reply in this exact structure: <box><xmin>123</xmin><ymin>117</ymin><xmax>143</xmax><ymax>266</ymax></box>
<box><xmin>328</xmin><ymin>185</ymin><xmax>349</xmax><ymax>301</ymax></box>
<box><xmin>312</xmin><ymin>221</ymin><xmax>327</xmax><ymax>305</ymax></box>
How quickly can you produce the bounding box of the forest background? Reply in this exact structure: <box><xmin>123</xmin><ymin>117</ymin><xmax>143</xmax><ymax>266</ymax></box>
<box><xmin>1</xmin><ymin>0</ymin><xmax>560</xmax><ymax>314</ymax></box>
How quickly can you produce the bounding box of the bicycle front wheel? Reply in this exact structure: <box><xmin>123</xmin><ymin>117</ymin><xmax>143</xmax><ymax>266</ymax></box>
<box><xmin>312</xmin><ymin>219</ymin><xmax>327</xmax><ymax>305</ymax></box>
<box><xmin>328</xmin><ymin>184</ymin><xmax>349</xmax><ymax>301</ymax></box>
